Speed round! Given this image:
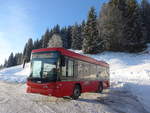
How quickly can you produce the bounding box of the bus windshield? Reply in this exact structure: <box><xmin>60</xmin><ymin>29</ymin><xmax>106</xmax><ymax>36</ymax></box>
<box><xmin>29</xmin><ymin>51</ymin><xmax>60</xmax><ymax>82</ymax></box>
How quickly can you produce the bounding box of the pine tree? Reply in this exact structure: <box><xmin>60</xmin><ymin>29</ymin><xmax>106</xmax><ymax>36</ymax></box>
<box><xmin>123</xmin><ymin>0</ymin><xmax>146</xmax><ymax>52</ymax></box>
<box><xmin>83</xmin><ymin>7</ymin><xmax>102</xmax><ymax>54</ymax></box>
<box><xmin>81</xmin><ymin>20</ymin><xmax>86</xmax><ymax>44</ymax></box>
<box><xmin>98</xmin><ymin>0</ymin><xmax>126</xmax><ymax>51</ymax></box>
<box><xmin>48</xmin><ymin>34</ymin><xmax>63</xmax><ymax>48</ymax></box>
<box><xmin>141</xmin><ymin>0</ymin><xmax>150</xmax><ymax>42</ymax></box>
<box><xmin>99</xmin><ymin>0</ymin><xmax>146</xmax><ymax>52</ymax></box>
<box><xmin>42</xmin><ymin>29</ymin><xmax>50</xmax><ymax>48</ymax></box>
<box><xmin>0</xmin><ymin>65</ymin><xmax>3</xmax><ymax>70</ymax></box>
<box><xmin>13</xmin><ymin>54</ymin><xmax>17</xmax><ymax>66</ymax></box>
<box><xmin>33</xmin><ymin>39</ymin><xmax>42</xmax><ymax>49</ymax></box>
<box><xmin>33</xmin><ymin>39</ymin><xmax>39</xmax><ymax>49</ymax></box>
<box><xmin>60</xmin><ymin>27</ymin><xmax>68</xmax><ymax>48</ymax></box>
<box><xmin>18</xmin><ymin>53</ymin><xmax>23</xmax><ymax>65</ymax></box>
<box><xmin>23</xmin><ymin>43</ymin><xmax>27</xmax><ymax>57</ymax></box>
<box><xmin>7</xmin><ymin>53</ymin><xmax>15</xmax><ymax>67</ymax></box>
<box><xmin>23</xmin><ymin>38</ymin><xmax>33</xmax><ymax>62</ymax></box>
<box><xmin>14</xmin><ymin>53</ymin><xmax>23</xmax><ymax>65</ymax></box>
<box><xmin>38</xmin><ymin>39</ymin><xmax>43</xmax><ymax>48</ymax></box>
<box><xmin>52</xmin><ymin>24</ymin><xmax>60</xmax><ymax>34</ymax></box>
<box><xmin>71</xmin><ymin>23</ymin><xmax>82</xmax><ymax>50</ymax></box>
<box><xmin>66</xmin><ymin>26</ymin><xmax>73</xmax><ymax>49</ymax></box>
<box><xmin>4</xmin><ymin>59</ymin><xmax>8</xmax><ymax>67</ymax></box>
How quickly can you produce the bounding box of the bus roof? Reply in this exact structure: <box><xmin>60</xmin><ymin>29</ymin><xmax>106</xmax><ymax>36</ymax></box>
<box><xmin>32</xmin><ymin>48</ymin><xmax>109</xmax><ymax>67</ymax></box>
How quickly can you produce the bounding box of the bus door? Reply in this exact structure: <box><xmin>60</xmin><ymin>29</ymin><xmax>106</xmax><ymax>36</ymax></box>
<box><xmin>56</xmin><ymin>57</ymin><xmax>75</xmax><ymax>97</ymax></box>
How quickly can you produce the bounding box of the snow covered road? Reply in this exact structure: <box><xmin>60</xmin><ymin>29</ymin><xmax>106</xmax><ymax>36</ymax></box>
<box><xmin>0</xmin><ymin>81</ymin><xmax>148</xmax><ymax>113</ymax></box>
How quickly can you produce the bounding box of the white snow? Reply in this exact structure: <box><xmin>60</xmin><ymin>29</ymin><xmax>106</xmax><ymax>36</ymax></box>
<box><xmin>0</xmin><ymin>63</ymin><xmax>30</xmax><ymax>83</ymax></box>
<box><xmin>0</xmin><ymin>44</ymin><xmax>150</xmax><ymax>113</ymax></box>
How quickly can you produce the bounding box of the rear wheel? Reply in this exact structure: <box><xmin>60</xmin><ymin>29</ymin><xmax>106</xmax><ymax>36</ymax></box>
<box><xmin>98</xmin><ymin>82</ymin><xmax>103</xmax><ymax>93</ymax></box>
<box><xmin>71</xmin><ymin>85</ymin><xmax>81</xmax><ymax>100</ymax></box>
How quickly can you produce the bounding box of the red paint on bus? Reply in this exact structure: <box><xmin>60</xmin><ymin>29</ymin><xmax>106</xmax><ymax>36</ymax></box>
<box><xmin>27</xmin><ymin>80</ymin><xmax>109</xmax><ymax>97</ymax></box>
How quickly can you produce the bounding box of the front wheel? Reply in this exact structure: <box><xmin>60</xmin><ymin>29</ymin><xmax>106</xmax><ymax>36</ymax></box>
<box><xmin>71</xmin><ymin>85</ymin><xmax>81</xmax><ymax>100</ymax></box>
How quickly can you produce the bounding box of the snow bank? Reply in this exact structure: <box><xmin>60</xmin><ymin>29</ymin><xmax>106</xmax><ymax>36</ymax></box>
<box><xmin>0</xmin><ymin>63</ymin><xmax>30</xmax><ymax>83</ymax></box>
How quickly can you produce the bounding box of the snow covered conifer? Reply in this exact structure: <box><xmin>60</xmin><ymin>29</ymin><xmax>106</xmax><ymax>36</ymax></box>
<box><xmin>71</xmin><ymin>23</ymin><xmax>82</xmax><ymax>50</ymax></box>
<box><xmin>23</xmin><ymin>38</ymin><xmax>33</xmax><ymax>62</ymax></box>
<box><xmin>123</xmin><ymin>0</ymin><xmax>147</xmax><ymax>52</ymax></box>
<box><xmin>98</xmin><ymin>0</ymin><xmax>126</xmax><ymax>51</ymax></box>
<box><xmin>7</xmin><ymin>53</ymin><xmax>15</xmax><ymax>67</ymax></box>
<box><xmin>141</xmin><ymin>0</ymin><xmax>150</xmax><ymax>42</ymax></box>
<box><xmin>42</xmin><ymin>29</ymin><xmax>51</xmax><ymax>48</ymax></box>
<box><xmin>3</xmin><ymin>60</ymin><xmax>8</xmax><ymax>67</ymax></box>
<box><xmin>66</xmin><ymin>26</ymin><xmax>72</xmax><ymax>49</ymax></box>
<box><xmin>98</xmin><ymin>0</ymin><xmax>146</xmax><ymax>52</ymax></box>
<box><xmin>48</xmin><ymin>34</ymin><xmax>63</xmax><ymax>48</ymax></box>
<box><xmin>52</xmin><ymin>24</ymin><xmax>60</xmax><ymax>34</ymax></box>
<box><xmin>82</xmin><ymin>7</ymin><xmax>102</xmax><ymax>54</ymax></box>
<box><xmin>14</xmin><ymin>53</ymin><xmax>23</xmax><ymax>65</ymax></box>
<box><xmin>60</xmin><ymin>27</ymin><xmax>69</xmax><ymax>48</ymax></box>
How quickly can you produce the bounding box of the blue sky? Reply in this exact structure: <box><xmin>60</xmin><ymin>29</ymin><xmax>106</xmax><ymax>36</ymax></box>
<box><xmin>0</xmin><ymin>0</ymin><xmax>105</xmax><ymax>64</ymax></box>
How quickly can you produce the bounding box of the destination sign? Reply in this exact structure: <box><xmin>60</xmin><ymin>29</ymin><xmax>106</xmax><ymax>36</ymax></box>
<box><xmin>32</xmin><ymin>53</ymin><xmax>58</xmax><ymax>59</ymax></box>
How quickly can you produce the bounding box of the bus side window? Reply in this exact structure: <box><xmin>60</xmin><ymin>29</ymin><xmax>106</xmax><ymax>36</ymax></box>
<box><xmin>68</xmin><ymin>60</ymin><xmax>74</xmax><ymax>77</ymax></box>
<box><xmin>97</xmin><ymin>66</ymin><xmax>101</xmax><ymax>78</ymax></box>
<box><xmin>62</xmin><ymin>57</ymin><xmax>67</xmax><ymax>77</ymax></box>
<box><xmin>78</xmin><ymin>60</ymin><xmax>84</xmax><ymax>78</ymax></box>
<box><xmin>74</xmin><ymin>60</ymin><xmax>78</xmax><ymax>78</ymax></box>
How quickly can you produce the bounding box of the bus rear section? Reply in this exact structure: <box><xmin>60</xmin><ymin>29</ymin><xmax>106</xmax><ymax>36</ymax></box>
<box><xmin>27</xmin><ymin>48</ymin><xmax>110</xmax><ymax>99</ymax></box>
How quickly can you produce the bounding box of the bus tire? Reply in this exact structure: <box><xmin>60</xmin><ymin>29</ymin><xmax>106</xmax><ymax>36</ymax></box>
<box><xmin>71</xmin><ymin>85</ymin><xmax>81</xmax><ymax>100</ymax></box>
<box><xmin>98</xmin><ymin>82</ymin><xmax>103</xmax><ymax>93</ymax></box>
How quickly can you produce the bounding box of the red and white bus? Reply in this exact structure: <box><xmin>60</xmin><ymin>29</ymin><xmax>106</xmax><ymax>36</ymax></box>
<box><xmin>27</xmin><ymin>48</ymin><xmax>109</xmax><ymax>99</ymax></box>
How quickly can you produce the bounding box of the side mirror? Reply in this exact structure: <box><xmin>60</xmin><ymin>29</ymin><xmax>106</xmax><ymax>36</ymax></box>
<box><xmin>61</xmin><ymin>55</ymin><xmax>65</xmax><ymax>66</ymax></box>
